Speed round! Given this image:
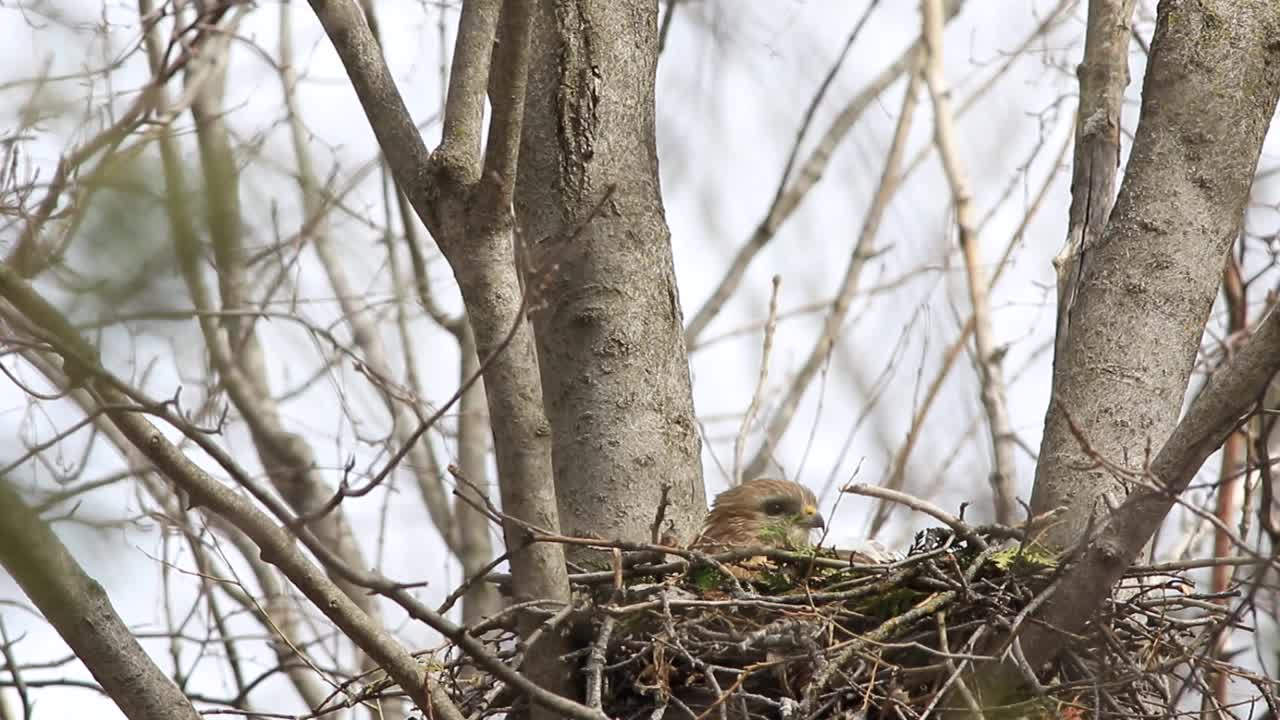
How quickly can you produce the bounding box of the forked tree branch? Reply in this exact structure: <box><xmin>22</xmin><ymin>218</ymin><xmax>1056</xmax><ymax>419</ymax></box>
<box><xmin>1034</xmin><ymin>0</ymin><xmax>1137</xmax><ymax>545</ymax></box>
<box><xmin>1016</xmin><ymin>301</ymin><xmax>1280</xmax><ymax>670</ymax></box>
<box><xmin>1029</xmin><ymin>0</ymin><xmax>1280</xmax><ymax>548</ymax></box>
<box><xmin>305</xmin><ymin>0</ymin><xmax>567</xmax><ymax>584</ymax></box>
<box><xmin>961</xmin><ymin>0</ymin><xmax>1280</xmax><ymax>709</ymax></box>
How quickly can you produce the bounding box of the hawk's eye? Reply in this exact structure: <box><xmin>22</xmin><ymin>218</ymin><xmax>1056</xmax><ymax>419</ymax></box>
<box><xmin>763</xmin><ymin>500</ymin><xmax>788</xmax><ymax>516</ymax></box>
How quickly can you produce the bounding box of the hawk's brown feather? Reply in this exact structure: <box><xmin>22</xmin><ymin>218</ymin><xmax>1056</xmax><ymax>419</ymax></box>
<box><xmin>691</xmin><ymin>478</ymin><xmax>823</xmax><ymax>551</ymax></box>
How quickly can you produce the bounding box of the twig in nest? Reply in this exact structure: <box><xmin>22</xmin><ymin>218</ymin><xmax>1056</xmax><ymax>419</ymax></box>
<box><xmin>843</xmin><ymin>483</ymin><xmax>988</xmax><ymax>550</ymax></box>
<box><xmin>585</xmin><ymin>615</ymin><xmax>615</xmax><ymax>710</ymax></box>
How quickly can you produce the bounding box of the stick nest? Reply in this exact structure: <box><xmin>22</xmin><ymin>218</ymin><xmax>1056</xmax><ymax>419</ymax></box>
<box><xmin>425</xmin><ymin>528</ymin><xmax>1268</xmax><ymax>719</ymax></box>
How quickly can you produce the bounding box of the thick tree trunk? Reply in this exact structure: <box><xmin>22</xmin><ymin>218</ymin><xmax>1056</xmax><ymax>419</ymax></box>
<box><xmin>1031</xmin><ymin>0</ymin><xmax>1280</xmax><ymax>549</ymax></box>
<box><xmin>1039</xmin><ymin>0</ymin><xmax>1136</xmax><ymax>542</ymax></box>
<box><xmin>954</xmin><ymin>1</ymin><xmax>1280</xmax><ymax>712</ymax></box>
<box><xmin>516</xmin><ymin>0</ymin><xmax>705</xmax><ymax>555</ymax></box>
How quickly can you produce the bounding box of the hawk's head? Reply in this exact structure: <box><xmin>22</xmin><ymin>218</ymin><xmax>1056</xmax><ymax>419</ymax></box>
<box><xmin>693</xmin><ymin>478</ymin><xmax>824</xmax><ymax>551</ymax></box>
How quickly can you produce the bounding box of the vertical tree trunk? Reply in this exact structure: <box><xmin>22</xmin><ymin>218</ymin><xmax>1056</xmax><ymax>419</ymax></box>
<box><xmin>456</xmin><ymin>326</ymin><xmax>504</xmax><ymax>626</ymax></box>
<box><xmin>516</xmin><ymin>0</ymin><xmax>705</xmax><ymax>555</ymax></box>
<box><xmin>1038</xmin><ymin>0</ymin><xmax>1136</xmax><ymax>543</ymax></box>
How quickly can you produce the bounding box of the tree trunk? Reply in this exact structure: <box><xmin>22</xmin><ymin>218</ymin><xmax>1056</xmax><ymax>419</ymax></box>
<box><xmin>955</xmin><ymin>1</ymin><xmax>1280</xmax><ymax>711</ymax></box>
<box><xmin>457</xmin><ymin>325</ymin><xmax>504</xmax><ymax>626</ymax></box>
<box><xmin>1031</xmin><ymin>0</ymin><xmax>1280</xmax><ymax>549</ymax></box>
<box><xmin>516</xmin><ymin>0</ymin><xmax>705</xmax><ymax>556</ymax></box>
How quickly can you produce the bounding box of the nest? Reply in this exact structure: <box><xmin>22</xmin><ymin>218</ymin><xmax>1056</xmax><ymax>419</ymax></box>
<box><xmin>407</xmin><ymin>528</ymin><xmax>1268</xmax><ymax>719</ymax></box>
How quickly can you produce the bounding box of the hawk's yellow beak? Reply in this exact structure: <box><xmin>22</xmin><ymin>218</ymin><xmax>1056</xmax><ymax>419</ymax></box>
<box><xmin>803</xmin><ymin>505</ymin><xmax>824</xmax><ymax>529</ymax></box>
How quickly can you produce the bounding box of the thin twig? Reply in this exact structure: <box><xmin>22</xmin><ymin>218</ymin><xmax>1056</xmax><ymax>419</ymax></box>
<box><xmin>743</xmin><ymin>66</ymin><xmax>922</xmax><ymax>480</ymax></box>
<box><xmin>734</xmin><ymin>275</ymin><xmax>781</xmax><ymax>485</ymax></box>
<box><xmin>920</xmin><ymin>0</ymin><xmax>1017</xmax><ymax>525</ymax></box>
<box><xmin>844</xmin><ymin>483</ymin><xmax>988</xmax><ymax>551</ymax></box>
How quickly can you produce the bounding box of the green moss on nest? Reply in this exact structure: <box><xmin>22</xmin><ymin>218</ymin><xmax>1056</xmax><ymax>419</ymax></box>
<box><xmin>991</xmin><ymin>542</ymin><xmax>1058</xmax><ymax>572</ymax></box>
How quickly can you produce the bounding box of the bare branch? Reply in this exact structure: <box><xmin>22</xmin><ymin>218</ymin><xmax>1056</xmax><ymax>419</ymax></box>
<box><xmin>743</xmin><ymin>68</ymin><xmax>920</xmax><ymax>480</ymax></box>
<box><xmin>1208</xmin><ymin>251</ymin><xmax>1250</xmax><ymax>710</ymax></box>
<box><xmin>454</xmin><ymin>326</ymin><xmax>503</xmax><ymax>625</ymax></box>
<box><xmin>138</xmin><ymin>10</ymin><xmax>390</xmax><ymax>698</ymax></box>
<box><xmin>1051</xmin><ymin>0</ymin><xmax>1137</xmax><ymax>379</ymax></box>
<box><xmin>480</xmin><ymin>0</ymin><xmax>532</xmax><ymax>209</ymax></box>
<box><xmin>844</xmin><ymin>483</ymin><xmax>987</xmax><ymax>551</ymax></box>
<box><xmin>440</xmin><ymin>0</ymin><xmax>502</xmax><ymax>179</ymax></box>
<box><xmin>11</xmin><ymin>345</ymin><xmax>335</xmax><ymax>711</ymax></box>
<box><xmin>279</xmin><ymin>0</ymin><xmax>463</xmax><ymax>565</ymax></box>
<box><xmin>871</xmin><ymin>127</ymin><xmax>1072</xmax><ymax>536</ymax></box>
<box><xmin>0</xmin><ymin>261</ymin><xmax>463</xmax><ymax>718</ymax></box>
<box><xmin>684</xmin><ymin>0</ymin><xmax>966</xmax><ymax>346</ymax></box>
<box><xmin>0</xmin><ymin>475</ymin><xmax>202</xmax><ymax>720</ymax></box>
<box><xmin>305</xmin><ymin>0</ymin><xmax>435</xmax><ymax>228</ymax></box>
<box><xmin>920</xmin><ymin>0</ymin><xmax>1018</xmax><ymax>524</ymax></box>
<box><xmin>733</xmin><ymin>275</ymin><xmax>780</xmax><ymax>486</ymax></box>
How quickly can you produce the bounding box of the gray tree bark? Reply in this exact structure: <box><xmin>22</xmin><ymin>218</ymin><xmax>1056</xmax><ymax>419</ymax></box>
<box><xmin>456</xmin><ymin>326</ymin><xmax>504</xmax><ymax>626</ymax></box>
<box><xmin>956</xmin><ymin>0</ymin><xmax>1280</xmax><ymax>712</ymax></box>
<box><xmin>0</xmin><ymin>476</ymin><xmax>203</xmax><ymax>720</ymax></box>
<box><xmin>516</xmin><ymin>0</ymin><xmax>706</xmax><ymax>557</ymax></box>
<box><xmin>304</xmin><ymin>0</ymin><xmax>588</xmax><ymax>714</ymax></box>
<box><xmin>1031</xmin><ymin>0</ymin><xmax>1280</xmax><ymax>548</ymax></box>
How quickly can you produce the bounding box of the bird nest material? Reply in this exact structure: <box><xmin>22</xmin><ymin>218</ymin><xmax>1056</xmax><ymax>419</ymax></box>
<box><xmin>402</xmin><ymin>527</ymin><xmax>1267</xmax><ymax>719</ymax></box>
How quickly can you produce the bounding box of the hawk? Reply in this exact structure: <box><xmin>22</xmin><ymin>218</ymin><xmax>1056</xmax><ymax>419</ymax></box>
<box><xmin>691</xmin><ymin>478</ymin><xmax>824</xmax><ymax>551</ymax></box>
